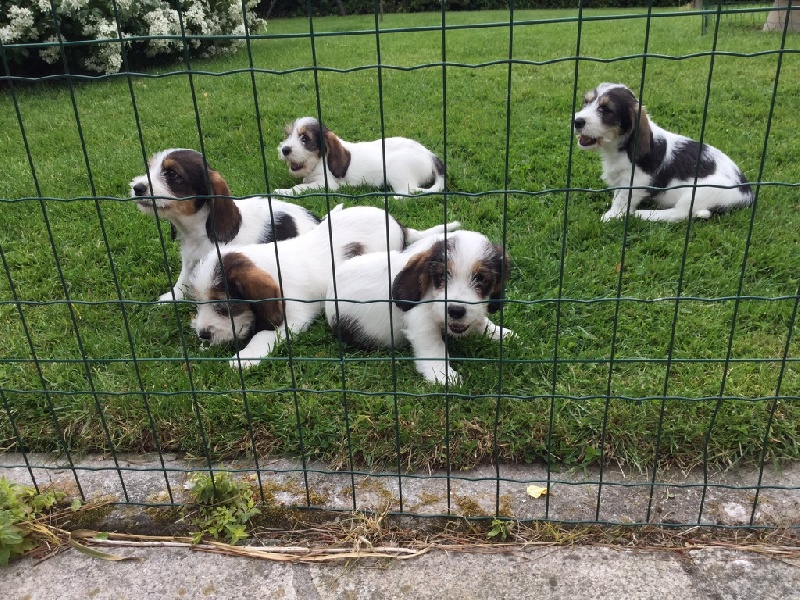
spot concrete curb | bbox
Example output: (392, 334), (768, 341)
(4, 545), (799, 599)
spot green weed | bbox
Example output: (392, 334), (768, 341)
(184, 473), (261, 544)
(0, 478), (66, 566)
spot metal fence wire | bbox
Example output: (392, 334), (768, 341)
(1, 1), (799, 530)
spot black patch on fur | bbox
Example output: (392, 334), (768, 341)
(420, 155), (445, 189)
(604, 88), (635, 129)
(301, 121), (324, 152)
(427, 240), (449, 290)
(630, 136), (667, 175)
(259, 206), (320, 244)
(636, 139), (718, 200)
(330, 314), (385, 350)
(433, 154), (445, 177)
(737, 171), (754, 202)
(483, 246), (511, 314)
(162, 150), (211, 210)
(259, 213), (297, 244)
(392, 239), (449, 311)
(343, 242), (365, 260)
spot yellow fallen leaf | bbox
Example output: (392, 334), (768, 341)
(526, 485), (548, 499)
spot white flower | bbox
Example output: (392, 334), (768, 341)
(1, 6), (37, 43)
(39, 36), (61, 64)
(63, 0), (89, 11)
(185, 2), (209, 33)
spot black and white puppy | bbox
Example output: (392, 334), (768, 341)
(275, 117), (445, 200)
(190, 206), (460, 369)
(573, 83), (753, 222)
(130, 148), (319, 301)
(325, 230), (513, 385)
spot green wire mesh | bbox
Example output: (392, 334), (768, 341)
(0, 1), (798, 528)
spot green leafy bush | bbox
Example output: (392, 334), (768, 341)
(0, 0), (264, 75)
(0, 478), (64, 566)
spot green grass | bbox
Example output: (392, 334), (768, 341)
(1, 7), (799, 474)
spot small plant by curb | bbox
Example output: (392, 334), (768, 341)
(183, 473), (261, 545)
(0, 477), (72, 566)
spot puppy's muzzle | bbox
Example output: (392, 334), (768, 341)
(573, 117), (597, 148)
(133, 182), (149, 197)
(447, 305), (469, 334)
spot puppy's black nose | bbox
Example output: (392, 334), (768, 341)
(574, 117), (585, 130)
(281, 146), (292, 156)
(198, 329), (212, 341)
(133, 182), (148, 196)
(448, 305), (466, 320)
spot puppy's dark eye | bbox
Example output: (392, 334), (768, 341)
(300, 134), (309, 144)
(213, 304), (230, 317)
(164, 168), (181, 181)
(474, 273), (486, 285)
(598, 105), (611, 114)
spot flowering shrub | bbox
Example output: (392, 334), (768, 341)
(0, 0), (265, 75)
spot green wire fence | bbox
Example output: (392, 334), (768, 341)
(1, 1), (798, 529)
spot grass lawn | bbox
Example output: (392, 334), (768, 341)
(0, 7), (798, 474)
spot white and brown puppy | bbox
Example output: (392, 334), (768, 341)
(275, 117), (445, 200)
(190, 206), (460, 369)
(573, 83), (753, 223)
(325, 230), (512, 385)
(130, 148), (320, 301)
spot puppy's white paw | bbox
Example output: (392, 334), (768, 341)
(601, 210), (624, 222)
(158, 289), (183, 302)
(492, 327), (516, 341)
(273, 188), (295, 196)
(229, 355), (261, 369)
(419, 362), (461, 386)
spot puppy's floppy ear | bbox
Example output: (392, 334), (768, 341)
(630, 102), (652, 160)
(224, 260), (284, 333)
(488, 245), (512, 314)
(392, 241), (445, 311)
(323, 130), (351, 179)
(205, 169), (242, 243)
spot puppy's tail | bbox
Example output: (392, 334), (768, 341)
(425, 155), (446, 193)
(404, 220), (461, 245)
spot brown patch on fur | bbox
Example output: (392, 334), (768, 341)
(213, 253), (284, 332)
(161, 156), (201, 217)
(630, 102), (652, 160)
(297, 123), (323, 152)
(584, 90), (597, 104)
(158, 152), (242, 242)
(323, 130), (351, 179)
(392, 240), (445, 312)
(205, 170), (241, 243)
